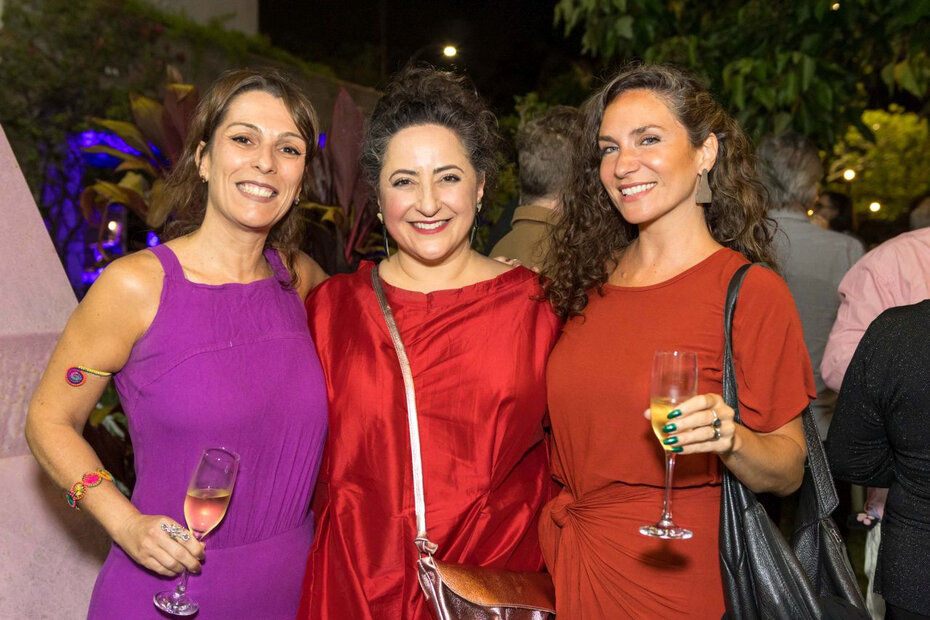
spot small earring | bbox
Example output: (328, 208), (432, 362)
(696, 169), (712, 204)
(380, 213), (390, 258)
(294, 196), (301, 206)
(200, 176), (207, 184)
(476, 200), (483, 213)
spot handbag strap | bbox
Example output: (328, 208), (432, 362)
(722, 264), (754, 424)
(371, 265), (439, 556)
(722, 263), (838, 517)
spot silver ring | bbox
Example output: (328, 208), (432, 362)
(712, 427), (721, 441)
(712, 409), (722, 428)
(161, 522), (191, 542)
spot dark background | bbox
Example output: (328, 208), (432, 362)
(259, 0), (587, 112)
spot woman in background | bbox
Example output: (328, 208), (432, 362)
(538, 64), (815, 618)
(26, 68), (328, 618)
(828, 300), (930, 620)
(298, 65), (560, 619)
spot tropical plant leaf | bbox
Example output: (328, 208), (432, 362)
(91, 118), (155, 159)
(114, 158), (159, 176)
(82, 145), (157, 176)
(88, 402), (118, 426)
(130, 93), (167, 154)
(81, 181), (148, 220)
(146, 178), (171, 228)
(327, 88), (366, 208)
(162, 82), (198, 165)
(301, 202), (345, 225)
(118, 171), (148, 195)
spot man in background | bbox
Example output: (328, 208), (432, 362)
(490, 106), (579, 272)
(757, 132), (864, 439)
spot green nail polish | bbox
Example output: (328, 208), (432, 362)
(661, 423), (677, 433)
(671, 446), (683, 453)
(663, 436), (678, 445)
(667, 409), (682, 420)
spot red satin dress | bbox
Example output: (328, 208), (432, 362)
(298, 262), (561, 619)
(539, 249), (816, 619)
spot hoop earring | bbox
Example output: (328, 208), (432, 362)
(696, 169), (712, 204)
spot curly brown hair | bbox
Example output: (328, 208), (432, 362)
(543, 63), (776, 318)
(161, 67), (320, 286)
(360, 64), (500, 195)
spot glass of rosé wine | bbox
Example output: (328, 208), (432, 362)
(154, 447), (239, 616)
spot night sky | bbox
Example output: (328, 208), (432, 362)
(259, 0), (586, 112)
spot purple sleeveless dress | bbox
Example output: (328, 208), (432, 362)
(87, 244), (327, 619)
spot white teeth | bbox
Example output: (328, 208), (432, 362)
(412, 221), (446, 230)
(620, 182), (656, 196)
(239, 183), (275, 198)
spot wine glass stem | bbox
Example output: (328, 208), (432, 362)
(174, 569), (190, 597)
(660, 452), (677, 525)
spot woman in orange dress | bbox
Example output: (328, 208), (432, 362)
(538, 64), (816, 618)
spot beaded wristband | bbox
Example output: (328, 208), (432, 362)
(66, 469), (113, 509)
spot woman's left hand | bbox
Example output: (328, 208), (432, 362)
(643, 393), (738, 455)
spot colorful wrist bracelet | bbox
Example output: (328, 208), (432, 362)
(66, 469), (113, 509)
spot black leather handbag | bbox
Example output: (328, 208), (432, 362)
(718, 263), (868, 620)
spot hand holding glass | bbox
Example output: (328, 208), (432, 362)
(154, 447), (239, 616)
(640, 351), (698, 539)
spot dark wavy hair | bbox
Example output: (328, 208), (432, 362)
(161, 68), (320, 285)
(360, 64), (500, 195)
(543, 63), (775, 318)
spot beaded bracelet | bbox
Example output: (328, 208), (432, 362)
(66, 469), (113, 509)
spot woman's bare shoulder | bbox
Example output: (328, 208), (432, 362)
(294, 251), (328, 299)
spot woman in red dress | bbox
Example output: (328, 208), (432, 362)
(297, 66), (561, 619)
(538, 64), (816, 618)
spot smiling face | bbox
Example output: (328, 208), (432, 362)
(597, 89), (716, 229)
(379, 123), (485, 266)
(197, 90), (307, 234)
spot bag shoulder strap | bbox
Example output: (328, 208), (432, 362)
(722, 263), (755, 422)
(371, 265), (439, 555)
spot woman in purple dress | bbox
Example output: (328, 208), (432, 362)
(26, 68), (328, 619)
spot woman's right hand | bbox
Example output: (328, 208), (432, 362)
(114, 513), (205, 577)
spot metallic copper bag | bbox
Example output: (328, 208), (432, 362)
(417, 554), (555, 619)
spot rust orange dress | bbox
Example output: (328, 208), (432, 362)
(298, 262), (561, 619)
(539, 249), (816, 619)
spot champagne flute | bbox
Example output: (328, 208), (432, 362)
(640, 350), (698, 540)
(154, 447), (240, 616)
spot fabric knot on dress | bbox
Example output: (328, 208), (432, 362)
(549, 490), (579, 527)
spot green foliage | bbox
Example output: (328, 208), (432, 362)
(826, 106), (930, 223)
(0, 0), (337, 220)
(0, 0), (174, 211)
(553, 0), (930, 145)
